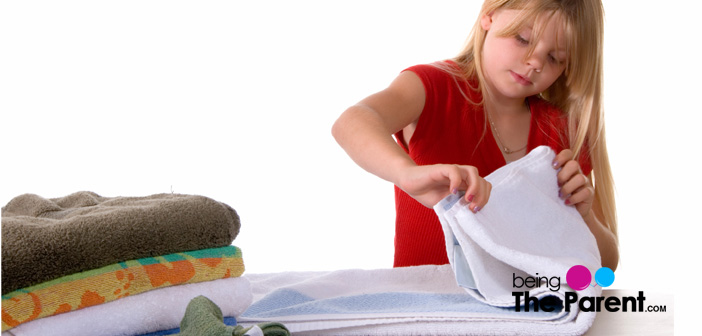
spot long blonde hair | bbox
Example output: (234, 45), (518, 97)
(445, 0), (617, 239)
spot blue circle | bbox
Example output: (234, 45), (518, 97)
(595, 267), (615, 287)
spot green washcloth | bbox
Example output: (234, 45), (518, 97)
(177, 296), (289, 336)
(234, 322), (291, 336)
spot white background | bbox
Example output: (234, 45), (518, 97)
(1, 0), (697, 330)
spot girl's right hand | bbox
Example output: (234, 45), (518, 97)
(396, 164), (491, 211)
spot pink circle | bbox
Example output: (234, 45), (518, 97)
(566, 265), (591, 291)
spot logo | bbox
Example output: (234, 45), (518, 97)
(566, 265), (615, 291)
(512, 265), (667, 313)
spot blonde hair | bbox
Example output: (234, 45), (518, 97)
(443, 0), (617, 240)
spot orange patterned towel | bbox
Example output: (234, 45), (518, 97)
(1, 245), (244, 332)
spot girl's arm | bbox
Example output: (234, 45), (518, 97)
(552, 150), (619, 271)
(332, 71), (491, 210)
(584, 196), (620, 271)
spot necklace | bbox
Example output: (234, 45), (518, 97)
(487, 102), (530, 154)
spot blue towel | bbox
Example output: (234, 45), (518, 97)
(243, 288), (561, 318)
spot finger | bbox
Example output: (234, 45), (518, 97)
(552, 149), (574, 170)
(559, 170), (588, 197)
(445, 165), (465, 195)
(560, 173), (589, 199)
(471, 179), (492, 213)
(461, 166), (480, 203)
(565, 184), (594, 206)
(557, 160), (581, 187)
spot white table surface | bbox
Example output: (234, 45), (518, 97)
(585, 289), (673, 335)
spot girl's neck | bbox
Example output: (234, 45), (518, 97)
(484, 95), (529, 117)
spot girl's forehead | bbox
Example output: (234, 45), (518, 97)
(498, 9), (569, 48)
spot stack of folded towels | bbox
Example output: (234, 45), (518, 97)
(1, 191), (253, 336)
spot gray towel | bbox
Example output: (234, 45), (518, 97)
(2, 191), (240, 294)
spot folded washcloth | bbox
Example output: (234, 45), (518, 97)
(1, 191), (240, 294)
(176, 296), (289, 336)
(434, 145), (602, 333)
(240, 265), (578, 336)
(176, 295), (237, 336)
(2, 245), (245, 332)
(1, 277), (252, 336)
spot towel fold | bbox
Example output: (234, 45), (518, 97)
(433, 145), (603, 334)
(1, 191), (240, 294)
(1, 245), (245, 332)
(1, 277), (252, 336)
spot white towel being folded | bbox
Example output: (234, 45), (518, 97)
(435, 145), (603, 332)
(2, 277), (252, 336)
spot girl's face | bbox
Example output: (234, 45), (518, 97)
(480, 9), (568, 103)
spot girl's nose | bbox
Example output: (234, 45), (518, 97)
(526, 55), (544, 74)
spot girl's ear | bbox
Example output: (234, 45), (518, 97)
(481, 11), (494, 30)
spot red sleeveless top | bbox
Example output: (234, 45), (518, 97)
(392, 62), (591, 267)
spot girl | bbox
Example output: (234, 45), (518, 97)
(332, 0), (618, 271)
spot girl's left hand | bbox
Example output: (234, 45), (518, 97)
(552, 149), (594, 220)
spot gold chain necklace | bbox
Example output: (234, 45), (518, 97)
(487, 102), (530, 155)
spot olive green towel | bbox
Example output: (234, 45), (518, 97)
(177, 296), (289, 336)
(2, 191), (240, 294)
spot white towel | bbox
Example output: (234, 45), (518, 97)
(240, 265), (593, 336)
(435, 145), (602, 331)
(2, 277), (252, 336)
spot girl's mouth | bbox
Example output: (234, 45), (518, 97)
(510, 71), (533, 86)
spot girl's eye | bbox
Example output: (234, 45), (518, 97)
(515, 34), (529, 45)
(548, 54), (563, 65)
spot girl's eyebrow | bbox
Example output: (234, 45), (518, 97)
(529, 25), (569, 52)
